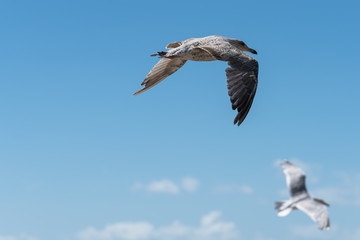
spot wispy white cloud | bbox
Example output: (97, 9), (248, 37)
(130, 182), (144, 192)
(181, 177), (199, 192)
(239, 185), (253, 195)
(289, 224), (337, 239)
(131, 179), (179, 195)
(155, 221), (191, 239)
(77, 211), (239, 240)
(312, 172), (360, 206)
(77, 222), (154, 240)
(195, 211), (238, 240)
(147, 179), (180, 194)
(278, 188), (289, 198)
(288, 224), (360, 240)
(0, 234), (37, 240)
(343, 228), (360, 240)
(213, 184), (254, 195)
(253, 233), (277, 240)
(131, 177), (199, 195)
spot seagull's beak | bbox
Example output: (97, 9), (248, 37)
(248, 48), (257, 55)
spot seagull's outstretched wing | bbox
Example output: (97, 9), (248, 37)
(134, 58), (187, 95)
(281, 161), (309, 199)
(223, 55), (258, 126)
(295, 198), (330, 230)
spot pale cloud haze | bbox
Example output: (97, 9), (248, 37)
(131, 177), (200, 195)
(213, 184), (254, 195)
(77, 211), (238, 240)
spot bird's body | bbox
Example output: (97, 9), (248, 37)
(163, 36), (254, 61)
(275, 161), (330, 230)
(164, 37), (217, 61)
(134, 35), (259, 126)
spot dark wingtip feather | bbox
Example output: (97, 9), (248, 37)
(233, 113), (244, 126)
(225, 57), (258, 127)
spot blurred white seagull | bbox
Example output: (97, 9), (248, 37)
(133, 35), (259, 126)
(275, 161), (330, 230)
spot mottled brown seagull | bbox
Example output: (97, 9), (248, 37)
(134, 35), (259, 126)
(275, 161), (330, 230)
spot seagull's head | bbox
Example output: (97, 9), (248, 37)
(233, 40), (257, 55)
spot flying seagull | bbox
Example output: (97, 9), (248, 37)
(275, 161), (330, 230)
(133, 35), (259, 126)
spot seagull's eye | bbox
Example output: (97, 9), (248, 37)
(240, 41), (245, 46)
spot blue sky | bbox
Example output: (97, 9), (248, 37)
(0, 0), (359, 239)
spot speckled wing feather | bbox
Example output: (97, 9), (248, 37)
(224, 55), (258, 125)
(134, 58), (187, 95)
(295, 198), (330, 230)
(281, 161), (309, 199)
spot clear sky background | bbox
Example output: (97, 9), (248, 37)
(0, 0), (359, 240)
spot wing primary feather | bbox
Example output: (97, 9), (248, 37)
(134, 58), (187, 95)
(222, 55), (258, 126)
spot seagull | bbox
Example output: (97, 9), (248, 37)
(275, 161), (330, 230)
(133, 35), (259, 126)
